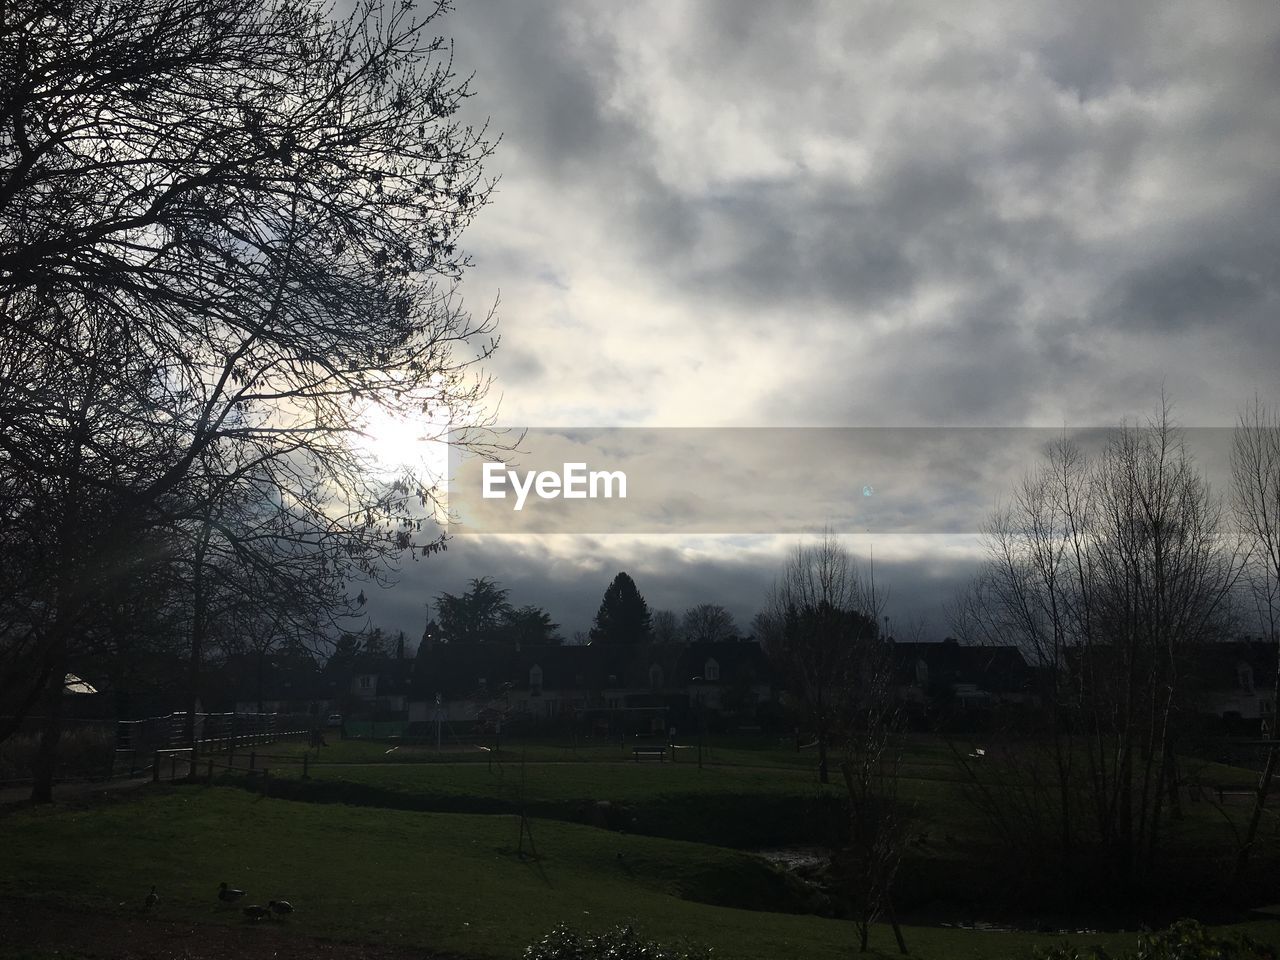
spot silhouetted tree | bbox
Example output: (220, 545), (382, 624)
(650, 609), (681, 644)
(0, 0), (500, 800)
(952, 401), (1239, 888)
(1231, 396), (1280, 881)
(435, 577), (513, 643)
(682, 603), (737, 643)
(503, 605), (562, 645)
(759, 535), (880, 785)
(590, 572), (652, 645)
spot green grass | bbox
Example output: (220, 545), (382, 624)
(6, 786), (1279, 960)
(229, 751), (850, 848)
(218, 734), (1261, 858)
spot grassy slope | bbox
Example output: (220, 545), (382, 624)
(4, 787), (1280, 960)
(214, 736), (1260, 870)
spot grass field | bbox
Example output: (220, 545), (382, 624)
(5, 786), (1280, 960)
(4, 734), (1278, 959)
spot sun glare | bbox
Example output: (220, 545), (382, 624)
(353, 405), (444, 478)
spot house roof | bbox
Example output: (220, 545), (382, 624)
(224, 652), (327, 702)
(1190, 640), (1278, 694)
(408, 640), (775, 701)
(890, 639), (1035, 693)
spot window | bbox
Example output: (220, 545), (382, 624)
(1238, 662), (1255, 693)
(648, 664), (664, 690)
(545, 700), (558, 717)
(529, 665), (543, 697)
(704, 658), (720, 682)
(359, 676), (372, 690)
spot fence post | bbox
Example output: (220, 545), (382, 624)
(207, 758), (214, 785)
(249, 751), (256, 771)
(170, 753), (177, 782)
(302, 755), (309, 780)
(262, 769), (269, 798)
(131, 748), (138, 778)
(152, 750), (160, 783)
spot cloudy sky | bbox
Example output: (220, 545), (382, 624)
(364, 0), (1280, 644)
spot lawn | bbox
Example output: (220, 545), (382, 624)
(5, 786), (1279, 960)
(202, 733), (1263, 857)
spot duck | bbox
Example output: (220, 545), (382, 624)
(144, 885), (159, 911)
(268, 899), (293, 918)
(243, 904), (271, 922)
(218, 881), (246, 904)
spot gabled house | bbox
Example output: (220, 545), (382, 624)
(1191, 640), (1277, 727)
(406, 640), (776, 735)
(226, 652), (329, 717)
(322, 654), (414, 718)
(890, 638), (1038, 710)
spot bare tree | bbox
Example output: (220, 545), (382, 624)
(0, 0), (501, 800)
(838, 630), (909, 955)
(681, 603), (737, 643)
(1230, 396), (1280, 881)
(952, 402), (1240, 889)
(650, 609), (682, 644)
(761, 534), (905, 951)
(760, 533), (880, 785)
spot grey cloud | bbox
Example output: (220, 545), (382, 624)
(382, 0), (1280, 635)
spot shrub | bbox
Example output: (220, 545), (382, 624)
(1032, 920), (1277, 960)
(524, 923), (712, 960)
(0, 727), (114, 782)
(1033, 945), (1113, 960)
(1133, 920), (1275, 960)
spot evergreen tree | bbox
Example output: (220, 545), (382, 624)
(435, 578), (512, 642)
(590, 572), (652, 645)
(503, 606), (562, 645)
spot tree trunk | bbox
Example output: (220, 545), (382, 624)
(184, 521), (211, 775)
(0, 644), (54, 746)
(885, 893), (909, 955)
(1235, 745), (1278, 885)
(30, 629), (68, 803)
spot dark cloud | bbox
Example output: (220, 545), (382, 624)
(375, 0), (1280, 639)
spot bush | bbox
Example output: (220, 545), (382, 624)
(0, 727), (114, 782)
(1133, 920), (1275, 960)
(524, 923), (712, 960)
(1032, 920), (1277, 960)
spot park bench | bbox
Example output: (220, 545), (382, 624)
(632, 745), (666, 763)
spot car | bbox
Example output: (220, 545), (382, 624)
(325, 713), (343, 728)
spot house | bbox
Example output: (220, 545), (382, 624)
(340, 655), (413, 716)
(890, 638), (1039, 711)
(226, 652), (331, 717)
(406, 640), (776, 736)
(1192, 640), (1277, 729)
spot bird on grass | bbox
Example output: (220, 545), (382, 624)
(243, 904), (271, 922)
(268, 900), (293, 919)
(218, 881), (246, 904)
(143, 885), (159, 911)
